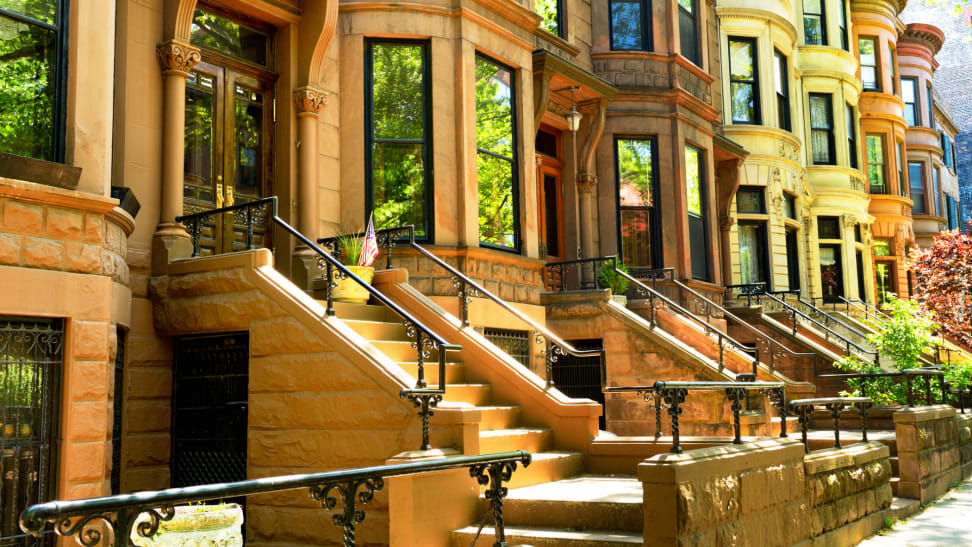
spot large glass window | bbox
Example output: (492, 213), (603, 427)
(818, 216), (840, 239)
(847, 104), (858, 169)
(739, 221), (768, 285)
(678, 0), (699, 65)
(947, 195), (957, 229)
(839, 0), (849, 50)
(536, 0), (563, 37)
(902, 78), (918, 126)
(616, 137), (657, 268)
(909, 161), (925, 213)
(736, 187), (765, 213)
(191, 9), (269, 65)
(774, 50), (790, 131)
(686, 145), (709, 280)
(927, 83), (935, 130)
(866, 135), (886, 194)
(889, 44), (898, 95)
(859, 37), (880, 92)
(366, 41), (431, 239)
(476, 55), (519, 251)
(0, 0), (67, 162)
(610, 0), (651, 51)
(729, 37), (759, 125)
(803, 0), (827, 46)
(932, 167), (940, 216)
(810, 94), (834, 165)
(819, 244), (844, 302)
(785, 227), (800, 291)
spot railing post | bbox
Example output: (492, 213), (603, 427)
(764, 386), (787, 438)
(188, 219), (201, 257)
(795, 403), (811, 453)
(325, 261), (336, 316)
(826, 402), (844, 449)
(925, 374), (932, 405)
(659, 387), (687, 453)
(470, 456), (531, 547)
(857, 401), (870, 443)
(907, 374), (915, 406)
(726, 387), (746, 444)
(311, 477), (384, 547)
(245, 205), (255, 250)
(939, 375), (947, 405)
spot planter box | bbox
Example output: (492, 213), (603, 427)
(130, 504), (243, 546)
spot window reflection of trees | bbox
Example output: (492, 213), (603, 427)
(476, 57), (517, 250)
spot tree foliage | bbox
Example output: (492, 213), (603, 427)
(909, 221), (972, 350)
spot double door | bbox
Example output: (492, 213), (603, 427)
(183, 61), (274, 255)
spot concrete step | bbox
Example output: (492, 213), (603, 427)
(371, 340), (441, 362)
(452, 525), (643, 546)
(399, 362), (466, 385)
(501, 475), (643, 532)
(475, 406), (523, 431)
(341, 319), (407, 340)
(330, 302), (396, 322)
(441, 384), (492, 406)
(887, 496), (920, 521)
(507, 451), (585, 489)
(479, 428), (553, 454)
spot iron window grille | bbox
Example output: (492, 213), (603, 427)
(0, 316), (64, 545)
(482, 328), (530, 368)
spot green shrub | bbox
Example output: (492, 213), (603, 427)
(598, 259), (629, 296)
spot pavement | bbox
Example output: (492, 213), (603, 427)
(858, 479), (972, 546)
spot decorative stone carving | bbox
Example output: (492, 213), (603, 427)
(769, 168), (784, 217)
(841, 214), (858, 230)
(894, 225), (907, 256)
(719, 215), (735, 231)
(156, 40), (201, 76)
(576, 173), (597, 193)
(778, 141), (799, 162)
(849, 174), (865, 192)
(293, 86), (329, 116)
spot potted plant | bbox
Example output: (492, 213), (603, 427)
(330, 220), (378, 304)
(598, 258), (630, 305)
(130, 503), (243, 546)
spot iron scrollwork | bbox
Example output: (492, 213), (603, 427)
(452, 277), (482, 328)
(825, 402), (847, 449)
(310, 477), (385, 547)
(469, 453), (532, 547)
(544, 342), (565, 388)
(760, 387), (787, 437)
(725, 387), (747, 444)
(659, 388), (688, 453)
(50, 505), (176, 547)
(637, 389), (666, 439)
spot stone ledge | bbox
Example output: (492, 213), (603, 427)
(805, 442), (891, 475)
(638, 437), (805, 483)
(893, 404), (957, 424)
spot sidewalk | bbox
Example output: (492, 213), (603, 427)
(858, 479), (972, 546)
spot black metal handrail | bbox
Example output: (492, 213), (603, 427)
(615, 380), (788, 453)
(816, 368), (946, 407)
(773, 291), (871, 341)
(823, 297), (888, 321)
(544, 259), (764, 376)
(727, 285), (881, 367)
(649, 273), (819, 376)
(176, 197), (277, 256)
(321, 227), (604, 388)
(20, 451), (532, 547)
(176, 198), (459, 451)
(789, 397), (874, 453)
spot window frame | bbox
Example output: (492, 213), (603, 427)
(475, 53), (521, 253)
(0, 0), (70, 162)
(738, 220), (771, 287)
(932, 166), (940, 216)
(847, 103), (858, 169)
(537, 0), (565, 38)
(728, 36), (761, 125)
(809, 93), (835, 166)
(614, 135), (661, 268)
(858, 36), (881, 92)
(865, 134), (886, 194)
(889, 43), (899, 96)
(803, 0), (827, 46)
(927, 82), (936, 130)
(839, 0), (850, 51)
(608, 0), (652, 51)
(364, 39), (434, 242)
(685, 143), (710, 281)
(909, 161), (926, 214)
(736, 186), (766, 214)
(896, 140), (906, 197)
(774, 49), (791, 131)
(902, 77), (919, 126)
(678, 0), (700, 66)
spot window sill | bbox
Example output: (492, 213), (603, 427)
(0, 152), (80, 191)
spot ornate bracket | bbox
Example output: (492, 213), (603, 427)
(310, 477), (384, 547)
(659, 388), (687, 453)
(156, 40), (200, 77)
(469, 453), (532, 547)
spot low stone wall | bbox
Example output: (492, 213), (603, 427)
(805, 442), (893, 545)
(956, 413), (972, 479)
(638, 438), (809, 546)
(894, 405), (961, 503)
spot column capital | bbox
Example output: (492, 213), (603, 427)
(576, 173), (597, 194)
(719, 215), (735, 232)
(293, 86), (329, 117)
(156, 40), (201, 77)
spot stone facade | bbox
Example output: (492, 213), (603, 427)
(894, 404), (961, 503)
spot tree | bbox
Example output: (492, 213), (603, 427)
(909, 221), (972, 350)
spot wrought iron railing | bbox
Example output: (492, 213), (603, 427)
(544, 258), (763, 375)
(176, 198), (459, 451)
(816, 368), (946, 407)
(604, 380), (787, 453)
(19, 451), (531, 547)
(813, 296), (887, 321)
(788, 397), (874, 453)
(725, 284), (881, 367)
(320, 227), (604, 388)
(772, 291), (872, 343)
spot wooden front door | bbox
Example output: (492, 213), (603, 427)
(183, 61), (274, 255)
(538, 156), (565, 290)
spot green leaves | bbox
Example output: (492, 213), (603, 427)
(909, 221), (972, 350)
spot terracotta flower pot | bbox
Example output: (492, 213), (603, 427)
(331, 265), (375, 304)
(130, 503), (243, 546)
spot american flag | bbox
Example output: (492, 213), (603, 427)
(359, 215), (379, 267)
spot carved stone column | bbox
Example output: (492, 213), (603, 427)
(152, 40), (200, 273)
(577, 172), (597, 286)
(293, 86), (328, 290)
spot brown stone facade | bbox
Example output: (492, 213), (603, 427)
(805, 442), (893, 540)
(894, 404), (962, 503)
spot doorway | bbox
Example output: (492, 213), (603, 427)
(537, 128), (565, 291)
(171, 333), (248, 488)
(785, 228), (800, 291)
(818, 244), (844, 302)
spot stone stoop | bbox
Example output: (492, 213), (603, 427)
(331, 301), (585, 489)
(451, 475), (644, 546)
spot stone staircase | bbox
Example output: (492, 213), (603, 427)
(334, 302), (644, 544)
